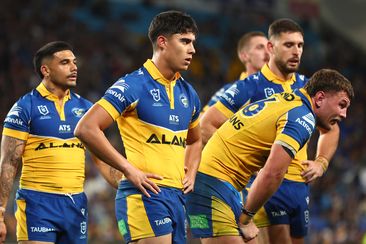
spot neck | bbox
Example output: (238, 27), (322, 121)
(151, 54), (176, 81)
(42, 80), (69, 100)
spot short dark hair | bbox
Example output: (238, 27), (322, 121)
(268, 18), (304, 39)
(304, 69), (354, 100)
(237, 31), (266, 54)
(33, 41), (73, 79)
(148, 10), (198, 46)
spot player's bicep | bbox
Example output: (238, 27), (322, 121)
(77, 104), (115, 132)
(0, 135), (26, 168)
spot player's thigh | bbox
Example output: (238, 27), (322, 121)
(18, 241), (54, 244)
(186, 173), (242, 238)
(131, 233), (172, 244)
(291, 236), (304, 244)
(201, 235), (245, 244)
(267, 224), (291, 244)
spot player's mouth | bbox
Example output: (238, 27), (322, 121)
(67, 73), (77, 81)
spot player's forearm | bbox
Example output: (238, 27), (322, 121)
(91, 154), (122, 189)
(317, 123), (339, 160)
(184, 139), (202, 178)
(201, 123), (217, 145)
(75, 126), (131, 175)
(244, 168), (284, 213)
(0, 136), (24, 209)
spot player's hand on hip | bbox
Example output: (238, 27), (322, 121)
(124, 164), (163, 197)
(182, 173), (196, 194)
(0, 221), (7, 244)
(239, 220), (258, 242)
(301, 160), (324, 183)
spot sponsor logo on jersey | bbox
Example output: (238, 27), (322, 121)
(106, 89), (125, 103)
(59, 124), (71, 133)
(169, 115), (180, 125)
(35, 142), (85, 151)
(7, 103), (22, 117)
(188, 215), (209, 229)
(37, 105), (49, 116)
(72, 108), (86, 117)
(4, 117), (24, 126)
(271, 210), (287, 217)
(112, 79), (129, 93)
(150, 89), (161, 102)
(225, 84), (239, 98)
(180, 94), (189, 108)
(264, 88), (275, 98)
(296, 113), (315, 135)
(146, 134), (186, 148)
(154, 217), (172, 226)
(30, 226), (56, 233)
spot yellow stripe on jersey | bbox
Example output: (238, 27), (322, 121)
(211, 196), (239, 236)
(214, 101), (235, 119)
(2, 127), (29, 141)
(117, 109), (187, 189)
(127, 194), (154, 239)
(15, 199), (28, 240)
(97, 98), (120, 120)
(20, 136), (85, 193)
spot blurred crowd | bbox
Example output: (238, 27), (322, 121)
(1, 0), (366, 243)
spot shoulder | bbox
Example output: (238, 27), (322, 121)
(70, 92), (93, 109)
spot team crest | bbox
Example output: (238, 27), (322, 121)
(37, 105), (49, 115)
(72, 108), (86, 118)
(264, 88), (275, 98)
(150, 89), (161, 102)
(180, 94), (189, 108)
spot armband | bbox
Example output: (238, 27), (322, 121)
(316, 155), (329, 171)
(242, 207), (256, 217)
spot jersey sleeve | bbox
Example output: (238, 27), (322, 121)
(216, 78), (258, 114)
(97, 76), (139, 121)
(2, 96), (32, 140)
(275, 107), (316, 158)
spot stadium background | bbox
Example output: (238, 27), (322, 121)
(1, 0), (366, 243)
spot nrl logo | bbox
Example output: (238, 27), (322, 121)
(150, 89), (161, 102)
(37, 105), (49, 116)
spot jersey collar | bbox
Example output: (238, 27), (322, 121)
(36, 83), (71, 102)
(143, 59), (181, 86)
(261, 64), (296, 85)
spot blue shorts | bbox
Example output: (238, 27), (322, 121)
(186, 172), (243, 238)
(15, 189), (88, 243)
(115, 180), (186, 244)
(247, 177), (310, 237)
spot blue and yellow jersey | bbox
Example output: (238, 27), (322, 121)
(199, 89), (316, 191)
(2, 83), (92, 193)
(213, 64), (308, 182)
(201, 72), (248, 113)
(97, 59), (201, 189)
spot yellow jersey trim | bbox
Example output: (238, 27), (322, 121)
(2, 127), (28, 141)
(261, 64), (296, 91)
(97, 98), (121, 120)
(214, 101), (234, 118)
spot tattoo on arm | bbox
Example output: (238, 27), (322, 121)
(109, 167), (123, 186)
(0, 136), (26, 207)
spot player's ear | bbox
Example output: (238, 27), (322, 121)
(314, 91), (326, 108)
(156, 35), (168, 49)
(40, 65), (50, 78)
